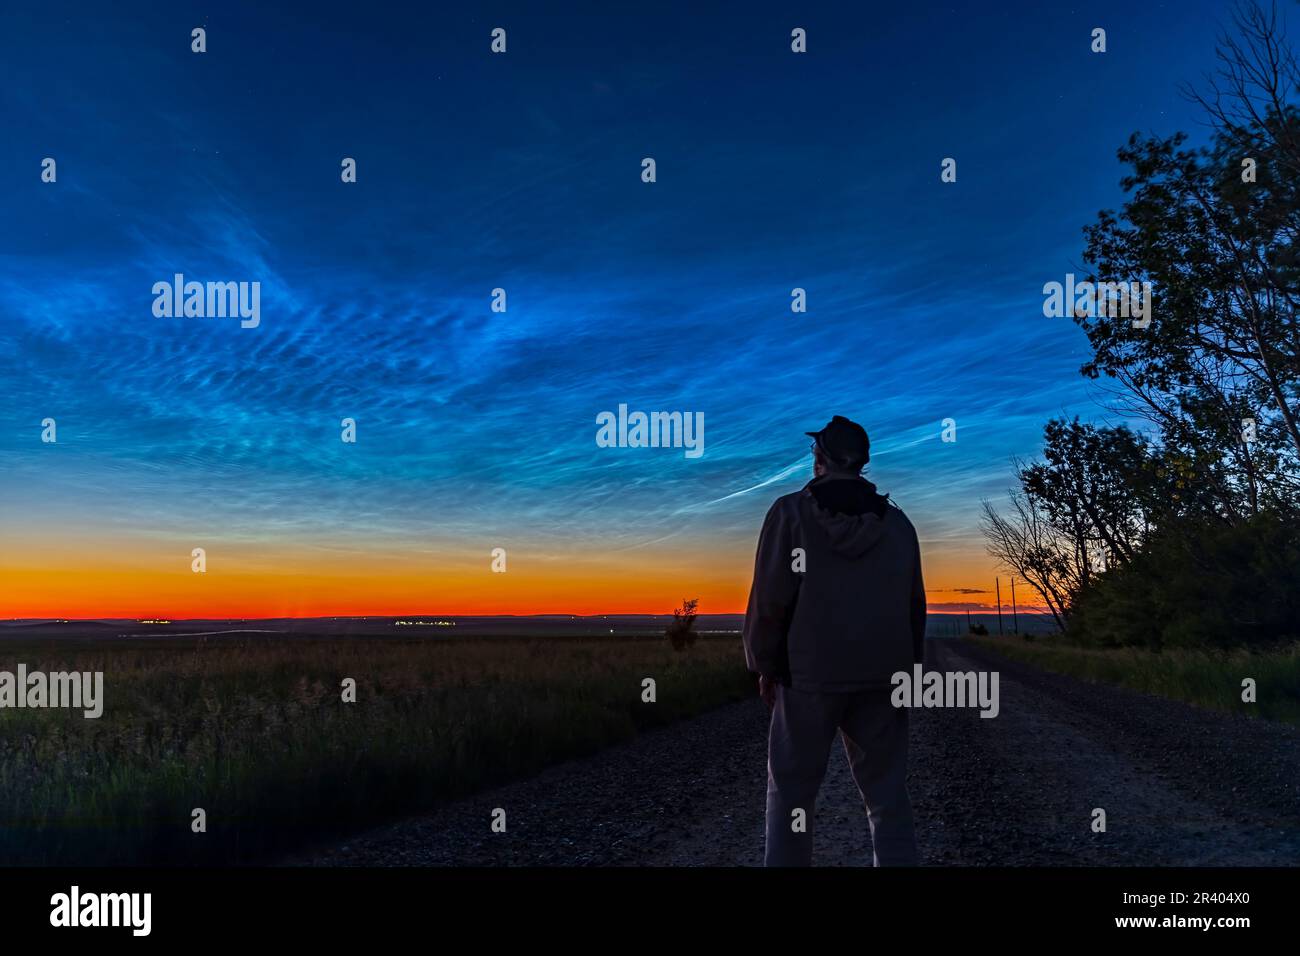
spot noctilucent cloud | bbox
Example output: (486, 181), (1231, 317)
(0, 1), (1266, 618)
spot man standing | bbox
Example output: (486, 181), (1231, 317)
(743, 415), (926, 866)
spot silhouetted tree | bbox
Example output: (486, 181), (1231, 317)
(1020, 419), (1164, 571)
(1077, 1), (1300, 518)
(666, 598), (699, 650)
(980, 487), (1078, 630)
(986, 2), (1300, 649)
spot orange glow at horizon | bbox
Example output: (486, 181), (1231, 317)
(0, 539), (1043, 619)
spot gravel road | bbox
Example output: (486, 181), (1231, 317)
(291, 640), (1300, 866)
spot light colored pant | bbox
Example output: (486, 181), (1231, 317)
(765, 683), (918, 866)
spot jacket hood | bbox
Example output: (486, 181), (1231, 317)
(801, 476), (891, 558)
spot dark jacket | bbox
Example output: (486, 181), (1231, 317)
(742, 474), (926, 691)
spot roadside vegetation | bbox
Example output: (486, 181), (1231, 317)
(0, 633), (749, 865)
(969, 635), (1300, 724)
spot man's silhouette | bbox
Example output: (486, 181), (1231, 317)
(743, 415), (926, 866)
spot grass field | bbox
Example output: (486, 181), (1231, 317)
(0, 633), (751, 866)
(968, 636), (1300, 725)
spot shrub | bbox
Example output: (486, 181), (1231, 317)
(666, 598), (699, 650)
(1069, 513), (1300, 650)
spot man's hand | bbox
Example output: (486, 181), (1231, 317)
(758, 674), (779, 710)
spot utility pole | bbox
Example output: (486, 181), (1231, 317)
(966, 608), (971, 635)
(1011, 578), (1019, 634)
(995, 577), (1004, 635)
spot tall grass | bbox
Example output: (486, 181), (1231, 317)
(968, 636), (1300, 724)
(0, 634), (751, 865)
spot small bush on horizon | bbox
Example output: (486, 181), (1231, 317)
(666, 598), (699, 651)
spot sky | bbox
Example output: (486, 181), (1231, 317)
(0, 0), (1277, 618)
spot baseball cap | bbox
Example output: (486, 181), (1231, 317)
(806, 415), (870, 469)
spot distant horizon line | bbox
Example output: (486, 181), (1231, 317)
(2, 609), (1053, 624)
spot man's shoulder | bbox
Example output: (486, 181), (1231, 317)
(766, 489), (806, 515)
(884, 498), (918, 533)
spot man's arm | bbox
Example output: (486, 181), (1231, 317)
(742, 500), (799, 682)
(910, 533), (927, 664)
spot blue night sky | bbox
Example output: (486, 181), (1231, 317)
(0, 1), (1276, 616)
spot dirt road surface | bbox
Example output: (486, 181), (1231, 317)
(292, 641), (1300, 866)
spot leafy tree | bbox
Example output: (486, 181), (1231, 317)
(1020, 419), (1171, 571)
(1070, 513), (1300, 649)
(1076, 2), (1300, 520)
(985, 3), (1300, 650)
